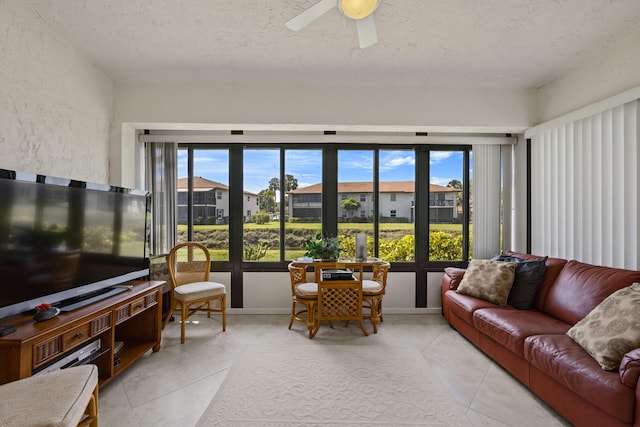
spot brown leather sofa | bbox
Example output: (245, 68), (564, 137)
(441, 251), (640, 427)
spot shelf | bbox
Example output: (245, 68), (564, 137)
(0, 281), (164, 387)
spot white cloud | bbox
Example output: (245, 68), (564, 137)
(387, 156), (415, 167)
(430, 151), (453, 164)
(430, 176), (453, 186)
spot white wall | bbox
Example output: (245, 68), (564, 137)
(112, 83), (532, 188)
(0, 0), (114, 183)
(533, 27), (640, 124)
(242, 271), (440, 315)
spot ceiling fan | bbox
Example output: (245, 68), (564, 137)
(285, 0), (381, 49)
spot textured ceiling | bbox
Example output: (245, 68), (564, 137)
(26, 0), (640, 89)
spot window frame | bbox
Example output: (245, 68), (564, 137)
(173, 142), (473, 308)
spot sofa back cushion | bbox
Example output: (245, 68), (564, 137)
(542, 260), (640, 325)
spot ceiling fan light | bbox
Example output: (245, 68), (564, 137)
(340, 0), (379, 20)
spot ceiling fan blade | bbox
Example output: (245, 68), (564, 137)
(285, 0), (336, 32)
(356, 15), (378, 48)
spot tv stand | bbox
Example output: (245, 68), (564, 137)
(0, 280), (163, 387)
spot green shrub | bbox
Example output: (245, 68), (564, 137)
(379, 235), (415, 261)
(429, 231), (463, 261)
(253, 213), (270, 224)
(244, 242), (269, 260)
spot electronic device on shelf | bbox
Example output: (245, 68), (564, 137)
(0, 169), (151, 319)
(0, 325), (17, 336)
(321, 269), (354, 280)
(33, 338), (102, 376)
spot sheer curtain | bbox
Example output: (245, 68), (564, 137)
(145, 142), (177, 256)
(527, 99), (639, 269)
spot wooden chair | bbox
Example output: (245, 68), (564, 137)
(311, 262), (368, 338)
(287, 262), (318, 338)
(163, 242), (226, 343)
(362, 261), (390, 333)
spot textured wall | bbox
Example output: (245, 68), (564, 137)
(0, 0), (113, 183)
(533, 27), (640, 124)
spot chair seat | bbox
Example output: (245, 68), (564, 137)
(295, 282), (318, 297)
(0, 364), (98, 427)
(174, 281), (226, 302)
(363, 279), (383, 293)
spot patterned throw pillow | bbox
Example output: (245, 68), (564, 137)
(456, 259), (517, 306)
(567, 282), (640, 370)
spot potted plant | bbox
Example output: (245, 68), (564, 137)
(303, 233), (342, 261)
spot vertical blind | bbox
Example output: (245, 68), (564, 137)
(528, 99), (639, 269)
(472, 144), (503, 259)
(145, 142), (177, 256)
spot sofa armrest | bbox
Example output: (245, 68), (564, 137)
(619, 348), (640, 388)
(442, 267), (466, 291)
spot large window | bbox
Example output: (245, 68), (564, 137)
(172, 143), (472, 265)
(428, 150), (466, 261)
(337, 150), (374, 259)
(243, 149), (280, 261)
(285, 149), (322, 260)
(176, 148), (230, 260)
(378, 149), (416, 262)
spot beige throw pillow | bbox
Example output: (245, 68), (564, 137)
(456, 259), (517, 306)
(567, 282), (640, 370)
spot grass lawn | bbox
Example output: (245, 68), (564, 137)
(181, 222), (465, 232)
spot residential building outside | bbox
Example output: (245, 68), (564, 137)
(177, 176), (259, 224)
(288, 181), (460, 223)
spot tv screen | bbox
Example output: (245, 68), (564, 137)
(0, 170), (150, 319)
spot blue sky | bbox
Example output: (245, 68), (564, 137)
(179, 149), (467, 195)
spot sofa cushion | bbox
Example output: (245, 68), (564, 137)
(542, 260), (640, 325)
(566, 282), (640, 370)
(473, 308), (570, 356)
(456, 259), (517, 306)
(525, 334), (635, 424)
(494, 254), (548, 309)
(444, 290), (498, 325)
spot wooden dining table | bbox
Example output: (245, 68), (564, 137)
(289, 258), (386, 338)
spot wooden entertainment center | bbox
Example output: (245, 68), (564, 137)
(0, 280), (164, 387)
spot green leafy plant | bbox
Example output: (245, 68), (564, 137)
(303, 233), (342, 260)
(244, 242), (270, 260)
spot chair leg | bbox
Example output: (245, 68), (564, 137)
(306, 301), (316, 338)
(88, 386), (98, 427)
(288, 300), (296, 329)
(161, 293), (175, 330)
(358, 318), (369, 336)
(77, 384), (99, 427)
(370, 301), (378, 334)
(181, 303), (188, 344)
(221, 295), (227, 332)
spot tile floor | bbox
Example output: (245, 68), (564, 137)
(99, 314), (571, 426)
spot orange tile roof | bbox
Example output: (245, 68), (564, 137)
(177, 177), (257, 196)
(177, 176), (228, 191)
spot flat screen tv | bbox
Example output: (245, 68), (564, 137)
(0, 169), (150, 319)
